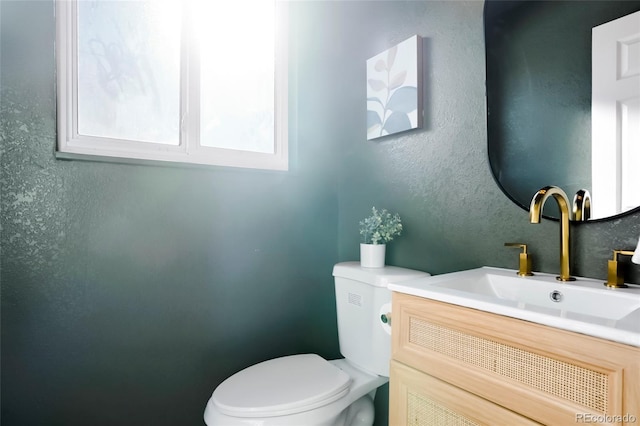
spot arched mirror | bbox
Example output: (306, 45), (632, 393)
(485, 0), (640, 220)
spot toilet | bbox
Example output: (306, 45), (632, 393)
(203, 261), (430, 425)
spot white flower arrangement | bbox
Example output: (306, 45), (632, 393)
(359, 207), (403, 245)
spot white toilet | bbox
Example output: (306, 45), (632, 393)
(203, 261), (430, 425)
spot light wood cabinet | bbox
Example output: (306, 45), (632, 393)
(390, 292), (640, 426)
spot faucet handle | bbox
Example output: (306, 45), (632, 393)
(604, 249), (635, 288)
(505, 243), (534, 276)
(572, 189), (591, 221)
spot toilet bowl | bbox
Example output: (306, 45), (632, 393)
(203, 262), (430, 425)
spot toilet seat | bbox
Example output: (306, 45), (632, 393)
(212, 354), (352, 418)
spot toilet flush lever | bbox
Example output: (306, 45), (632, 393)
(380, 313), (391, 325)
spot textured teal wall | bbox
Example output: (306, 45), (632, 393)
(2, 2), (640, 426)
(1, 1), (341, 425)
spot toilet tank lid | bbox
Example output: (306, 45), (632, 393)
(333, 262), (430, 287)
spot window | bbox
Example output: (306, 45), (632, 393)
(56, 0), (288, 171)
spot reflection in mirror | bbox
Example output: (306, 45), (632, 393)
(592, 10), (640, 219)
(485, 1), (640, 221)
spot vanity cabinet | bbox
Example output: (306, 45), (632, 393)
(389, 293), (640, 425)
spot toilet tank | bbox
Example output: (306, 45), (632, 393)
(332, 262), (430, 377)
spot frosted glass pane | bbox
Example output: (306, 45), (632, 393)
(77, 1), (181, 145)
(198, 1), (275, 153)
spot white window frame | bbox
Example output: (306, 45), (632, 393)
(55, 0), (288, 171)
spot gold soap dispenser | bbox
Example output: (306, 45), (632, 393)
(505, 243), (534, 276)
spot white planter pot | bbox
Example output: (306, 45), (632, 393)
(360, 243), (386, 268)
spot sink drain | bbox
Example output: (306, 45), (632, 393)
(549, 290), (563, 302)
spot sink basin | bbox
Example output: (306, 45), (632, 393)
(433, 271), (640, 320)
(388, 267), (640, 347)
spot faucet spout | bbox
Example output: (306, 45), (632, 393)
(529, 186), (575, 281)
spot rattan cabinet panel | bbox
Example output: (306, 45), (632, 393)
(390, 360), (541, 426)
(390, 293), (640, 426)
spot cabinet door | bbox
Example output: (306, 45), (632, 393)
(392, 293), (640, 425)
(390, 360), (542, 426)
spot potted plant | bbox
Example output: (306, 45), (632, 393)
(359, 206), (403, 268)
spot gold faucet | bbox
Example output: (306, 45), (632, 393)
(529, 186), (575, 281)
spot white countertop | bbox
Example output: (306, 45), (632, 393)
(388, 267), (640, 347)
